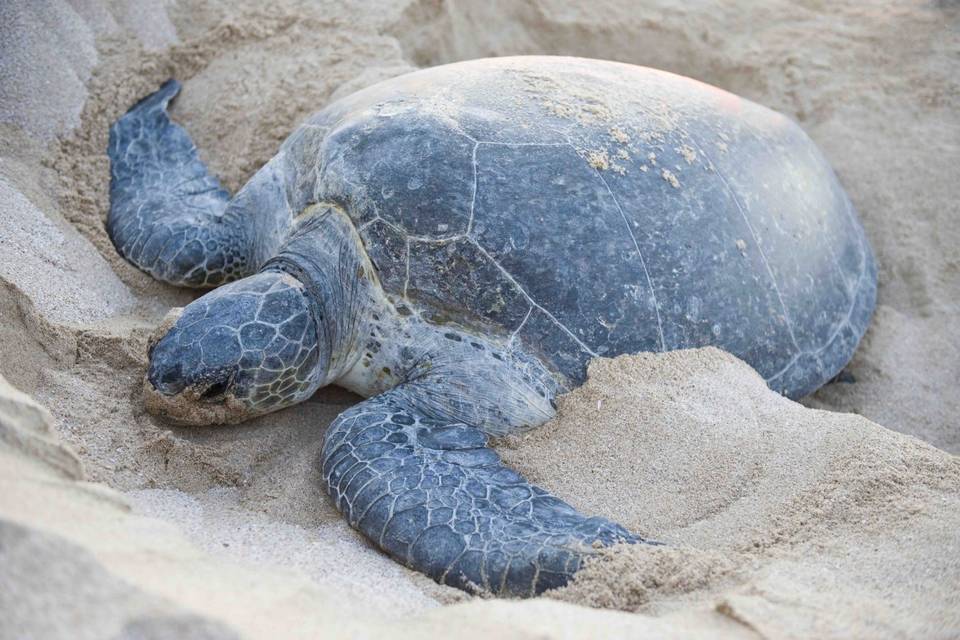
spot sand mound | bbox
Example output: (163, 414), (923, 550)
(501, 348), (960, 635)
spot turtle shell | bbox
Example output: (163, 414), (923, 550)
(303, 56), (876, 397)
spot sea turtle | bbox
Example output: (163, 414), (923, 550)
(107, 56), (876, 596)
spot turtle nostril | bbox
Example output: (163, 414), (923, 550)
(199, 375), (232, 401)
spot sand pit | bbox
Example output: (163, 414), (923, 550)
(1, 0), (957, 638)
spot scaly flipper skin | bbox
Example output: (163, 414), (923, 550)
(322, 386), (639, 596)
(108, 80), (250, 287)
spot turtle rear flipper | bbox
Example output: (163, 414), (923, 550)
(107, 80), (251, 287)
(322, 386), (644, 596)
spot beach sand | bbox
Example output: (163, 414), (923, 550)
(1, 0), (958, 637)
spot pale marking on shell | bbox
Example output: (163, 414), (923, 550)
(403, 235), (412, 299)
(681, 135), (802, 354)
(682, 123), (870, 385)
(466, 141), (479, 234)
(732, 115), (865, 289)
(469, 240), (598, 357)
(763, 197), (872, 385)
(590, 165), (666, 352)
(717, 115), (869, 376)
(508, 306), (534, 346)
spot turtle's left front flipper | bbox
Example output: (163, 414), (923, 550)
(321, 386), (643, 596)
(108, 80), (250, 287)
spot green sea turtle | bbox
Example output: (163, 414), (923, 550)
(107, 56), (876, 596)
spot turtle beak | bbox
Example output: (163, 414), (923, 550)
(146, 360), (234, 401)
(143, 365), (249, 426)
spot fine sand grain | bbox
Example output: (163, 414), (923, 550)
(504, 349), (960, 636)
(1, 0), (958, 638)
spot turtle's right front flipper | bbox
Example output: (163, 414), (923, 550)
(322, 386), (643, 597)
(108, 80), (250, 287)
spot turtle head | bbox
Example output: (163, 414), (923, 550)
(144, 271), (324, 424)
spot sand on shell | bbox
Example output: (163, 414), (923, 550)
(1, 0), (959, 637)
